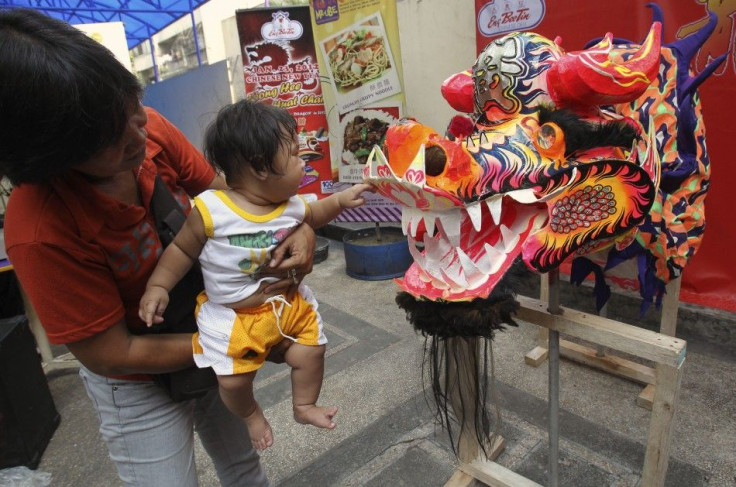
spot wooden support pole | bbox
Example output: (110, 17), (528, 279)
(641, 362), (684, 486)
(638, 277), (683, 409)
(524, 273), (549, 366)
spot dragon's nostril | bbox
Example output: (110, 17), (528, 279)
(425, 145), (446, 176)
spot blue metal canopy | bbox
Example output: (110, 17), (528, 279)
(0, 1), (211, 49)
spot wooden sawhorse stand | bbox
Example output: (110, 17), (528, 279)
(524, 275), (681, 409)
(444, 271), (686, 486)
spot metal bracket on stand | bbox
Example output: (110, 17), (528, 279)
(546, 269), (562, 487)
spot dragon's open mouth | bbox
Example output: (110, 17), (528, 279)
(399, 191), (547, 301)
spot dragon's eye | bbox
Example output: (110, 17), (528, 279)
(425, 145), (446, 176)
(533, 122), (565, 159)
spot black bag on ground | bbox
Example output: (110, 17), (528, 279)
(146, 175), (217, 401)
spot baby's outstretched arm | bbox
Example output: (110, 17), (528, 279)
(139, 207), (207, 326)
(305, 183), (374, 228)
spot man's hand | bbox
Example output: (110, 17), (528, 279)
(259, 223), (316, 298)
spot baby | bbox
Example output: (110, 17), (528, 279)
(139, 99), (371, 450)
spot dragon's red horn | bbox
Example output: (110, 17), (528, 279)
(441, 70), (475, 114)
(547, 22), (661, 108)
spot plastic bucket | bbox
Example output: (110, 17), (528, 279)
(342, 227), (412, 280)
(314, 237), (330, 265)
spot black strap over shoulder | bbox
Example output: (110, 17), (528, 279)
(148, 175), (203, 334)
(151, 175), (187, 248)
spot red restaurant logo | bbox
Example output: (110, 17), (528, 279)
(477, 0), (545, 38)
(261, 11), (304, 41)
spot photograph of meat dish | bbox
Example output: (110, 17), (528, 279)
(341, 115), (390, 165)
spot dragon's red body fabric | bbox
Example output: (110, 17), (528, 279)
(362, 5), (724, 455)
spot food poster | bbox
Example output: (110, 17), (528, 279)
(236, 6), (333, 198)
(309, 0), (406, 187)
(336, 103), (401, 183)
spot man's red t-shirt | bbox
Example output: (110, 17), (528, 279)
(5, 108), (215, 345)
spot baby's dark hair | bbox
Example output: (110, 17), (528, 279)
(203, 99), (297, 184)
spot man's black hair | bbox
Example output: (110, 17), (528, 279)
(0, 8), (142, 185)
(203, 99), (297, 186)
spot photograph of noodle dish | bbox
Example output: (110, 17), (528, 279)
(339, 109), (396, 165)
(325, 25), (391, 93)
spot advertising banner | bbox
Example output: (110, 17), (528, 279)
(236, 7), (332, 199)
(308, 0), (406, 222)
(474, 0), (736, 312)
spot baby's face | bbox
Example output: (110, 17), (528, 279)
(267, 133), (305, 202)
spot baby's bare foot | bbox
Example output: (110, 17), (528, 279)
(244, 405), (274, 450)
(293, 404), (338, 429)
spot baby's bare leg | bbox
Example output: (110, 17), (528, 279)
(217, 372), (274, 450)
(285, 343), (337, 429)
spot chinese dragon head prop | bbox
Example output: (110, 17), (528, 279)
(362, 6), (724, 456)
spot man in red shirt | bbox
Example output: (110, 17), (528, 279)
(0, 9), (315, 486)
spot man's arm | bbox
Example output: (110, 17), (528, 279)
(67, 319), (194, 376)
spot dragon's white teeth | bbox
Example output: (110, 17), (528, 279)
(458, 247), (488, 276)
(423, 231), (452, 264)
(403, 209), (440, 239)
(466, 202), (483, 232)
(486, 195), (503, 224)
(408, 240), (426, 268)
(438, 213), (461, 247)
(483, 243), (506, 274)
(401, 211), (412, 237)
(413, 238), (446, 285)
(411, 213), (426, 239)
(500, 224), (520, 250)
(506, 188), (538, 204)
(424, 212), (437, 237)
(440, 267), (467, 291)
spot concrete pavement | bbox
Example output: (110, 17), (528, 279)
(24, 231), (736, 486)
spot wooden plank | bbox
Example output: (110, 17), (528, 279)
(637, 384), (655, 410)
(444, 470), (474, 487)
(641, 363), (684, 486)
(487, 435), (506, 461)
(515, 296), (686, 367)
(444, 437), (508, 486)
(560, 339), (656, 385)
(524, 345), (549, 367)
(459, 458), (543, 487)
(659, 277), (681, 337)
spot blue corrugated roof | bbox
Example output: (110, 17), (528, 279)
(0, 1), (212, 49)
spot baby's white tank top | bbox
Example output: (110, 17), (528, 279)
(193, 190), (308, 305)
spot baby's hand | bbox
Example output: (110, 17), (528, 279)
(338, 183), (375, 209)
(138, 286), (169, 327)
